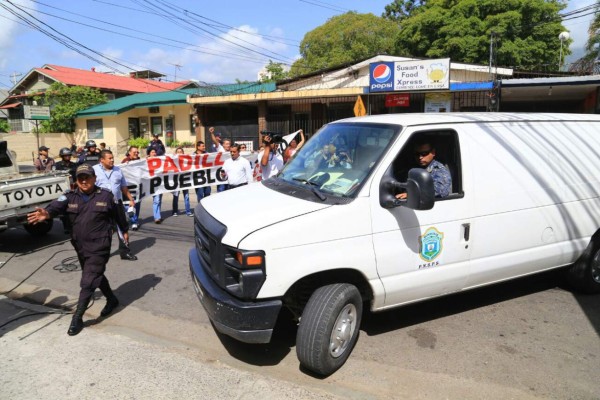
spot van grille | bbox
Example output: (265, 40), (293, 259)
(194, 204), (228, 287)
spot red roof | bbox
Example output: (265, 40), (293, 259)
(37, 65), (188, 93)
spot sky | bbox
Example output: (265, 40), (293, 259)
(0, 0), (596, 89)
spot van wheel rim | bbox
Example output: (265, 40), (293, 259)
(329, 304), (357, 358)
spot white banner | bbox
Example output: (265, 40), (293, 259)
(120, 152), (257, 202)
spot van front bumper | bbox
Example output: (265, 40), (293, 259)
(189, 248), (282, 344)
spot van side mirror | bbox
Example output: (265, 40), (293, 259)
(379, 168), (435, 210)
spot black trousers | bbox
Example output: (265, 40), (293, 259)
(75, 247), (111, 304)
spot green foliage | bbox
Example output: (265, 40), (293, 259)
(127, 137), (150, 149)
(35, 82), (107, 133)
(0, 119), (9, 133)
(290, 12), (401, 76)
(585, 0), (600, 60)
(387, 0), (569, 71)
(382, 0), (426, 22)
(259, 61), (290, 82)
(180, 141), (194, 147)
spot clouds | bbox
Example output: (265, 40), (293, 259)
(0, 0), (33, 70)
(129, 24), (296, 83)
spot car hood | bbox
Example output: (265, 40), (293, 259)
(199, 181), (331, 246)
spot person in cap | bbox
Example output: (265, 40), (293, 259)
(27, 164), (128, 336)
(146, 132), (166, 156)
(78, 139), (101, 166)
(34, 145), (55, 172)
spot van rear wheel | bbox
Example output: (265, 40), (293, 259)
(296, 283), (362, 376)
(567, 243), (600, 294)
(23, 220), (53, 236)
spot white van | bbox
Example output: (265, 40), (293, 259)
(189, 113), (600, 376)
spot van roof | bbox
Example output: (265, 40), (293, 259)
(335, 112), (600, 127)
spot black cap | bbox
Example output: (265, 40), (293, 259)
(39, 146), (49, 151)
(76, 164), (96, 178)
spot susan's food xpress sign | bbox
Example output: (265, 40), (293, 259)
(369, 58), (450, 93)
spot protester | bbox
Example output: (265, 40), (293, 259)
(172, 147), (193, 216)
(193, 140), (211, 201)
(147, 149), (163, 223)
(120, 146), (142, 230)
(147, 133), (166, 156)
(283, 129), (305, 163)
(222, 144), (253, 189)
(34, 146), (55, 172)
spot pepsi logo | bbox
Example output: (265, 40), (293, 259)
(372, 64), (391, 83)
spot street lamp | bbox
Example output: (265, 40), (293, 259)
(559, 31), (570, 71)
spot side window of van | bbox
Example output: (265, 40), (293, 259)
(392, 130), (463, 199)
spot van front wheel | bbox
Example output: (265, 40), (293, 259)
(296, 283), (362, 376)
(568, 244), (600, 294)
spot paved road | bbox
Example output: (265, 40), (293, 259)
(1, 193), (599, 399)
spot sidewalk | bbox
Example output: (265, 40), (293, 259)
(0, 296), (340, 400)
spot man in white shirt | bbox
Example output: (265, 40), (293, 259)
(222, 144), (253, 189)
(259, 133), (284, 180)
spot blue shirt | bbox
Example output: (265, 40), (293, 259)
(93, 164), (128, 202)
(427, 159), (452, 198)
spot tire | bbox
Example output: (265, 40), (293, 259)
(296, 283), (362, 376)
(23, 219), (53, 236)
(567, 238), (600, 294)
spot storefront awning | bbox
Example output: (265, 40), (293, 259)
(0, 102), (21, 109)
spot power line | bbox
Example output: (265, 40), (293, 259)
(299, 0), (349, 13)
(25, 1), (279, 65)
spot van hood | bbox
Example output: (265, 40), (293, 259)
(199, 182), (331, 246)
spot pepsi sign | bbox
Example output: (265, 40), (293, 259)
(369, 62), (394, 92)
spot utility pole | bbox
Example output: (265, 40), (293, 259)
(10, 72), (22, 85)
(488, 31), (500, 112)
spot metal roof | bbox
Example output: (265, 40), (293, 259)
(77, 82), (276, 117)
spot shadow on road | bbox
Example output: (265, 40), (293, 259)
(361, 268), (600, 336)
(0, 293), (70, 338)
(214, 308), (297, 367)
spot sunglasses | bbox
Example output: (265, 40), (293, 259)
(415, 149), (432, 157)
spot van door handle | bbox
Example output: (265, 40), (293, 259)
(463, 223), (471, 242)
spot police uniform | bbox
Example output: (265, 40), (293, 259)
(53, 160), (77, 183)
(78, 151), (100, 166)
(45, 178), (128, 335)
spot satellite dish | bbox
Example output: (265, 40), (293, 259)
(559, 32), (570, 41)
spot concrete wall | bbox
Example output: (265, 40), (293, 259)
(0, 132), (76, 164)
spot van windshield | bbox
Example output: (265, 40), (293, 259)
(279, 123), (399, 198)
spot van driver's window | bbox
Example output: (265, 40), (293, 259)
(392, 130), (462, 200)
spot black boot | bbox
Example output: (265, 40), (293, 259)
(68, 300), (88, 336)
(100, 296), (119, 317)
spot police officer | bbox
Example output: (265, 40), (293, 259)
(78, 140), (101, 166)
(52, 147), (78, 234)
(53, 147), (77, 183)
(27, 164), (128, 336)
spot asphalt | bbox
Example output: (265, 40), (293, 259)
(0, 295), (341, 400)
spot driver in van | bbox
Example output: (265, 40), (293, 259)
(396, 140), (451, 199)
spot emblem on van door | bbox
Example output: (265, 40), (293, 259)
(419, 227), (444, 262)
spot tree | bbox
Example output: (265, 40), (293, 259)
(35, 82), (107, 133)
(290, 12), (401, 76)
(386, 0), (570, 71)
(0, 119), (9, 133)
(382, 0), (427, 22)
(259, 60), (290, 82)
(584, 0), (600, 61)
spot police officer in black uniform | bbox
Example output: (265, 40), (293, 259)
(27, 164), (128, 336)
(53, 147), (78, 183)
(52, 147), (78, 234)
(78, 140), (101, 166)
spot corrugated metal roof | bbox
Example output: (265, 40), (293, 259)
(76, 82), (276, 117)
